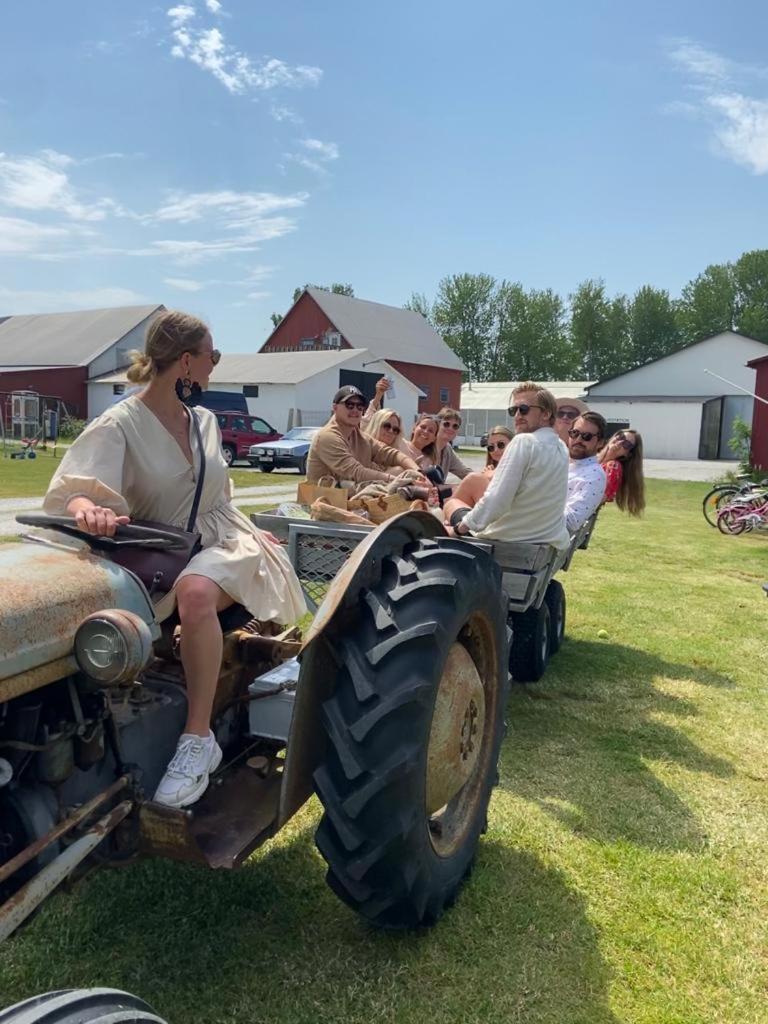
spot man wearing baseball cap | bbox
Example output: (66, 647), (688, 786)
(307, 385), (423, 487)
(553, 396), (588, 444)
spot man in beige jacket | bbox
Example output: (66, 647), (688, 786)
(307, 385), (423, 486)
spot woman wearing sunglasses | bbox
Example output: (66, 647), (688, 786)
(441, 426), (513, 518)
(44, 310), (305, 810)
(363, 408), (405, 451)
(435, 407), (471, 483)
(598, 430), (645, 515)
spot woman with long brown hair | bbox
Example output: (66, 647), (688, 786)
(598, 429), (645, 516)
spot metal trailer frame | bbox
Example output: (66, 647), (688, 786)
(251, 510), (599, 615)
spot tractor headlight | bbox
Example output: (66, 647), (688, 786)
(74, 609), (154, 684)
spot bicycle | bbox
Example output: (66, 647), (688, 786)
(702, 477), (768, 527)
(716, 490), (768, 535)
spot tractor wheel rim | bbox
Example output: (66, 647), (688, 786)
(426, 641), (486, 850)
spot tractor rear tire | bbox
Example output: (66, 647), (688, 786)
(544, 580), (566, 655)
(508, 602), (551, 682)
(0, 989), (166, 1023)
(313, 536), (508, 929)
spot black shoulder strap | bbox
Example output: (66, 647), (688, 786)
(186, 409), (206, 532)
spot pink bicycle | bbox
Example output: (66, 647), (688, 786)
(717, 489), (768, 535)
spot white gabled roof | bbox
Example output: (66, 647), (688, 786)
(460, 380), (593, 409)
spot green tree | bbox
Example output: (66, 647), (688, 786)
(569, 280), (614, 379)
(607, 294), (632, 369)
(291, 282), (355, 304)
(734, 249), (768, 342)
(432, 273), (497, 381)
(630, 285), (681, 365)
(403, 292), (433, 321)
(495, 282), (575, 380)
(676, 263), (737, 343)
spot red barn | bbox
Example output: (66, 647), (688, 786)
(261, 288), (465, 414)
(747, 353), (768, 470)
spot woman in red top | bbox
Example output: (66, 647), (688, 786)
(598, 430), (645, 515)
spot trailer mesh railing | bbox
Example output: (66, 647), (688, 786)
(287, 523), (370, 610)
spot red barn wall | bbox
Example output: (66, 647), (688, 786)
(385, 361), (462, 415)
(751, 361), (768, 470)
(0, 367), (87, 417)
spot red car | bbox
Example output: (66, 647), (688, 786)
(215, 411), (282, 465)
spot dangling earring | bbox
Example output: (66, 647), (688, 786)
(175, 376), (193, 402)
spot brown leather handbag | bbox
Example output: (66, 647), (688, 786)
(107, 409), (206, 596)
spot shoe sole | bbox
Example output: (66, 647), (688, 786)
(154, 744), (223, 810)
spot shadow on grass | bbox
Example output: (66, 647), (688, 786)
(1, 831), (619, 1024)
(501, 640), (735, 851)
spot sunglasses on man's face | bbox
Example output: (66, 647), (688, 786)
(508, 403), (543, 417)
(556, 408), (579, 420)
(486, 441), (507, 452)
(568, 428), (599, 442)
(381, 422), (401, 434)
(343, 400), (367, 411)
(441, 420), (460, 430)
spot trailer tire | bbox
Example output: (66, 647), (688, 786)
(544, 580), (566, 654)
(509, 601), (551, 682)
(313, 536), (508, 929)
(0, 988), (167, 1023)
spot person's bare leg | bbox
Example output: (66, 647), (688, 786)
(175, 574), (233, 736)
(443, 472), (490, 521)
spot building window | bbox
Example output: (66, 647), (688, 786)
(112, 384), (125, 396)
(419, 384), (431, 401)
(300, 337), (317, 350)
(439, 387), (450, 404)
(243, 385), (259, 398)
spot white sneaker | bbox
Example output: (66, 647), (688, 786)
(153, 732), (222, 809)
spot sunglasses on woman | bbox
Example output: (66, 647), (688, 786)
(382, 422), (401, 434)
(614, 436), (635, 451)
(441, 420), (461, 430)
(568, 428), (598, 442)
(193, 348), (221, 366)
(486, 441), (507, 452)
(508, 403), (543, 416)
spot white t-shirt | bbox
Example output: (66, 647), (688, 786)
(565, 456), (606, 533)
(463, 427), (570, 548)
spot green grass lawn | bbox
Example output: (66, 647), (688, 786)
(0, 450), (303, 500)
(2, 480), (767, 1023)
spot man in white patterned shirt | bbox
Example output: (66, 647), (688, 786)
(565, 411), (607, 533)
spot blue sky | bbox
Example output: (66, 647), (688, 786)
(1, 0), (767, 351)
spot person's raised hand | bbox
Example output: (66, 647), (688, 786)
(375, 376), (391, 395)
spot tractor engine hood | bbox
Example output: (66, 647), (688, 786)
(0, 538), (157, 697)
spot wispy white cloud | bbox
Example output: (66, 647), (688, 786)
(270, 104), (303, 124)
(284, 137), (340, 174)
(0, 150), (119, 221)
(665, 37), (768, 174)
(167, 3), (322, 95)
(0, 216), (71, 255)
(164, 276), (205, 291)
(0, 286), (148, 312)
(147, 189), (306, 226)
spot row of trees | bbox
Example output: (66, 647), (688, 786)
(406, 249), (768, 382)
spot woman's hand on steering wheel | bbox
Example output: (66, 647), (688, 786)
(73, 505), (131, 537)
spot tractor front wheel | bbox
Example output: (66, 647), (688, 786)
(313, 536), (508, 928)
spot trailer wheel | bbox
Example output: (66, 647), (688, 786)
(313, 536), (508, 929)
(0, 988), (167, 1023)
(509, 602), (551, 682)
(544, 580), (566, 654)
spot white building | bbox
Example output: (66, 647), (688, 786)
(460, 380), (593, 444)
(586, 331), (768, 460)
(89, 348), (423, 430)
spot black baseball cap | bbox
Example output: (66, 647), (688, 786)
(333, 385), (366, 404)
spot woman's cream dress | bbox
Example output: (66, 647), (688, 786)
(44, 396), (306, 624)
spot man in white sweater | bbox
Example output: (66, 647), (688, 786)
(450, 383), (570, 549)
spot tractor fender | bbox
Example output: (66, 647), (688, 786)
(278, 510), (446, 826)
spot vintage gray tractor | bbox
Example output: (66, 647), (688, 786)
(0, 510), (509, 959)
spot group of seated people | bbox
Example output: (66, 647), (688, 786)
(306, 378), (646, 547)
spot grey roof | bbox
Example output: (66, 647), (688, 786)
(461, 380), (593, 409)
(299, 288), (466, 371)
(0, 305), (163, 368)
(89, 348), (423, 393)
